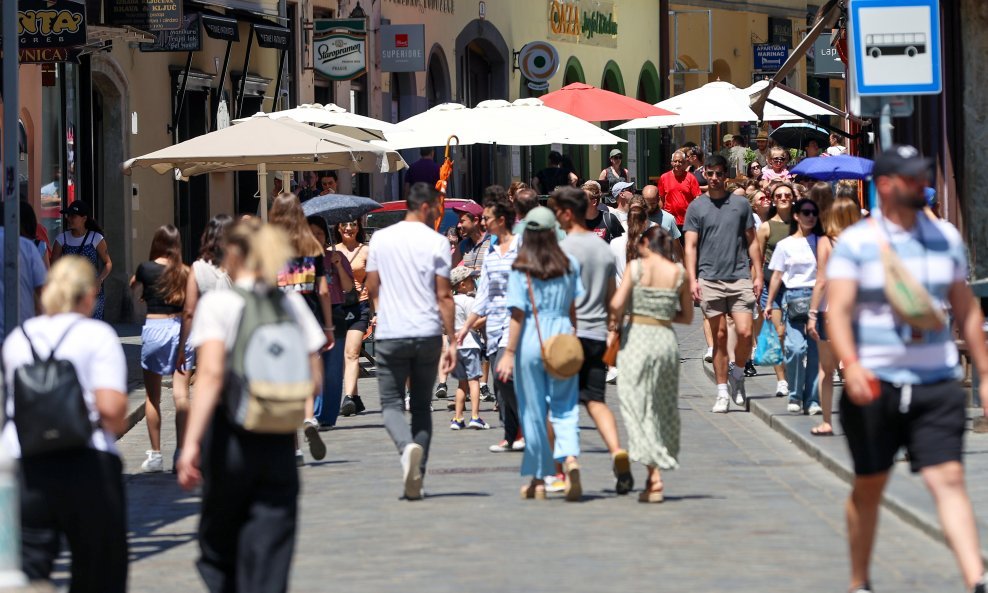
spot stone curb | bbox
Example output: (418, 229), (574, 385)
(699, 357), (988, 561)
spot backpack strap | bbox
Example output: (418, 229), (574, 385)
(21, 317), (84, 363)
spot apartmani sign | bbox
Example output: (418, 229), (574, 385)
(314, 19), (367, 81)
(547, 0), (618, 48)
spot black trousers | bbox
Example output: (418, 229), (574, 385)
(197, 413), (299, 593)
(492, 347), (521, 443)
(19, 448), (128, 593)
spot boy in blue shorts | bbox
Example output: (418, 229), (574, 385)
(449, 266), (490, 430)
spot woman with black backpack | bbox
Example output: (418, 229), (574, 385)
(2, 256), (129, 592)
(176, 219), (325, 593)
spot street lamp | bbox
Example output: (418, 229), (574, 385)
(349, 1), (366, 19)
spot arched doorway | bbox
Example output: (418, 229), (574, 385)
(426, 44), (451, 108)
(388, 71), (417, 200)
(637, 61), (662, 184)
(455, 20), (509, 195)
(600, 61), (627, 179)
(554, 56), (588, 186)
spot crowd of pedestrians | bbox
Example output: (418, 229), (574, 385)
(3, 135), (988, 593)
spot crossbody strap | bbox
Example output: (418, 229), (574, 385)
(20, 317), (83, 364)
(525, 272), (546, 351)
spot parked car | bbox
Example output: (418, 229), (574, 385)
(363, 198), (481, 237)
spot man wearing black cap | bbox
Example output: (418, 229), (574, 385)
(828, 145), (988, 593)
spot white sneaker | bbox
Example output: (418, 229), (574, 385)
(605, 366), (618, 384)
(400, 443), (424, 500)
(141, 450), (164, 473)
(775, 380), (789, 398)
(511, 438), (526, 451)
(711, 396), (729, 413)
(404, 394), (410, 411)
(704, 347), (713, 363)
(807, 402), (823, 416)
(788, 402), (802, 414)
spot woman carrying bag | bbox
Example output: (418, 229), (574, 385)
(496, 207), (585, 502)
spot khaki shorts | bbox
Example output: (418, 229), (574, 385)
(699, 278), (756, 318)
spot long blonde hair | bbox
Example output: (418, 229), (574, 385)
(268, 192), (324, 257)
(42, 256), (96, 315)
(225, 219), (294, 285)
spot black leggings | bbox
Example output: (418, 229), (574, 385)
(492, 347), (521, 443)
(197, 413), (299, 593)
(19, 448), (128, 593)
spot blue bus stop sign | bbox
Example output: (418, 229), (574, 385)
(849, 0), (942, 96)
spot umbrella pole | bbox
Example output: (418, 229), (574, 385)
(258, 163), (269, 222)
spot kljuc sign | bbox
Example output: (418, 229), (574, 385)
(547, 0), (617, 48)
(314, 19), (367, 81)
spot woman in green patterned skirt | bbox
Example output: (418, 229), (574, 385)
(609, 225), (693, 502)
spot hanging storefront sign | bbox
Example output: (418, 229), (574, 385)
(381, 24), (425, 72)
(518, 40), (559, 91)
(754, 43), (789, 71)
(201, 12), (239, 41)
(106, 0), (182, 32)
(254, 23), (290, 50)
(547, 0), (618, 48)
(139, 12), (201, 52)
(813, 32), (844, 77)
(385, 0), (455, 14)
(15, 0), (87, 62)
(313, 19), (367, 81)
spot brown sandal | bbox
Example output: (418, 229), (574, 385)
(520, 482), (546, 500)
(638, 478), (664, 503)
(564, 460), (582, 502)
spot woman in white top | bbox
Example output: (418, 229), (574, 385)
(51, 200), (112, 320)
(765, 197), (824, 416)
(2, 256), (128, 592)
(609, 195), (654, 285)
(177, 219), (325, 593)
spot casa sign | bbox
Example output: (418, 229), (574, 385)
(547, 0), (618, 48)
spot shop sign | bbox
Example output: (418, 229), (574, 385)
(381, 24), (425, 72)
(768, 16), (793, 45)
(754, 43), (789, 71)
(813, 32), (844, 77)
(518, 40), (559, 91)
(106, 0), (182, 32)
(140, 12), (201, 52)
(254, 23), (290, 50)
(385, 0), (455, 14)
(314, 19), (367, 81)
(547, 0), (617, 48)
(16, 0), (87, 49)
(201, 12), (239, 41)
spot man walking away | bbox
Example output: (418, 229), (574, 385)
(365, 183), (457, 500)
(828, 145), (988, 593)
(404, 148), (441, 198)
(553, 187), (634, 495)
(684, 154), (762, 413)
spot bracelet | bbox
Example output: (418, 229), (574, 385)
(809, 309), (819, 314)
(323, 326), (335, 332)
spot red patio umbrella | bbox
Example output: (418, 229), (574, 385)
(539, 82), (677, 122)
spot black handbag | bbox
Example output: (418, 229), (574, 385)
(10, 320), (94, 457)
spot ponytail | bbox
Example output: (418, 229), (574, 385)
(225, 219), (293, 286)
(42, 256), (96, 314)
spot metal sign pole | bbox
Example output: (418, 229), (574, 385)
(0, 0), (27, 586)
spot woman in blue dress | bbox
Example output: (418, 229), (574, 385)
(496, 207), (585, 502)
(51, 200), (112, 320)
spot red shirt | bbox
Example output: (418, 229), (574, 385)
(659, 170), (700, 225)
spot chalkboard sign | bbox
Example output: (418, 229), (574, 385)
(106, 0), (182, 32)
(140, 13), (200, 52)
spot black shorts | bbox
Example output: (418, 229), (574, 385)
(840, 380), (966, 475)
(344, 301), (371, 334)
(578, 337), (608, 405)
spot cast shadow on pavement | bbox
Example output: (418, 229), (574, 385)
(124, 472), (202, 564)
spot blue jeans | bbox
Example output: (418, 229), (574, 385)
(314, 327), (346, 426)
(784, 287), (819, 410)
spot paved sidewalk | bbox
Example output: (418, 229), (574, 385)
(102, 319), (966, 593)
(699, 339), (988, 560)
(114, 323), (153, 433)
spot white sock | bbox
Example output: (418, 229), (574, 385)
(480, 382), (488, 389)
(717, 384), (729, 398)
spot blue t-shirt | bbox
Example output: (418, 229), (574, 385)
(405, 157), (441, 187)
(0, 228), (47, 340)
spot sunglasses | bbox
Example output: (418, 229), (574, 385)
(774, 192), (794, 199)
(799, 209), (819, 217)
(771, 157), (786, 163)
(340, 221), (358, 228)
(704, 170), (726, 178)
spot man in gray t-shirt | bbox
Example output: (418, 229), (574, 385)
(683, 154), (762, 414)
(552, 186), (634, 496)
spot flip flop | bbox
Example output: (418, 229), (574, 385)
(811, 425), (834, 437)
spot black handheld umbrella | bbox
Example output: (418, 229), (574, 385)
(770, 123), (829, 151)
(302, 194), (383, 226)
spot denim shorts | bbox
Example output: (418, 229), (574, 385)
(141, 317), (193, 375)
(759, 282), (785, 312)
(451, 348), (482, 381)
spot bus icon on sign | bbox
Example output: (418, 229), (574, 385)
(865, 32), (927, 58)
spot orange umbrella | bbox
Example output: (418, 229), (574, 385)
(434, 135), (458, 231)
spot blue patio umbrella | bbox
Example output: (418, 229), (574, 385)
(302, 194), (383, 226)
(790, 155), (874, 181)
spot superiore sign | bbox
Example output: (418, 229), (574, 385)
(547, 0), (617, 48)
(314, 19), (367, 81)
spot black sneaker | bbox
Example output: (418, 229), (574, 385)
(480, 384), (495, 402)
(743, 360), (757, 377)
(340, 396), (357, 417)
(435, 383), (448, 399)
(352, 395), (366, 414)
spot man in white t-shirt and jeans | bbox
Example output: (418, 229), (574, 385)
(365, 183), (457, 500)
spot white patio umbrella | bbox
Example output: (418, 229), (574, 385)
(613, 81), (756, 131)
(744, 80), (838, 121)
(380, 98), (625, 150)
(122, 114), (406, 220)
(236, 103), (400, 142)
